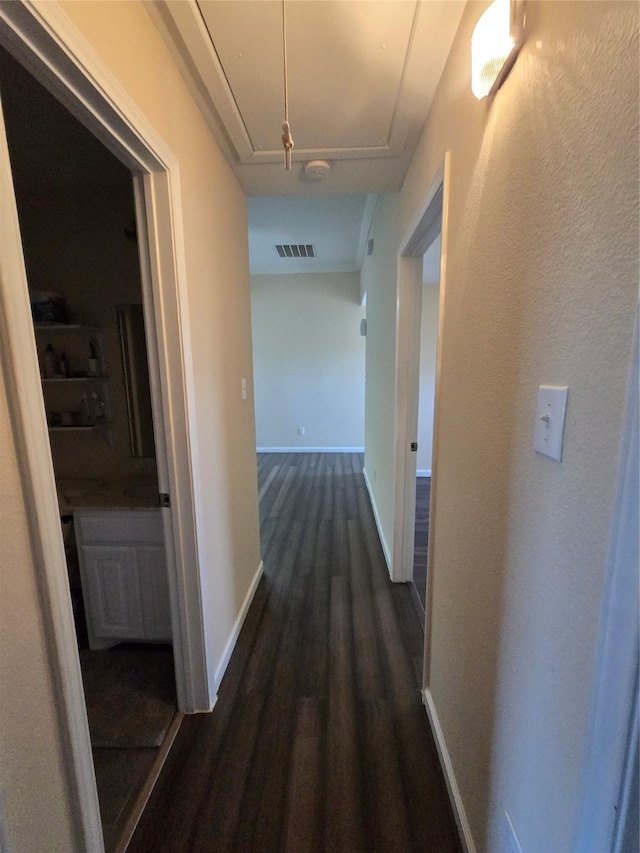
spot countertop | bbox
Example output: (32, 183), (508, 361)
(57, 476), (160, 512)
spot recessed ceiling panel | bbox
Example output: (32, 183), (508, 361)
(153, 0), (466, 194)
(197, 0), (417, 153)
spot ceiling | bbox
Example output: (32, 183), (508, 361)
(150, 1), (463, 277)
(152, 0), (464, 198)
(248, 194), (376, 275)
(2, 5), (453, 281)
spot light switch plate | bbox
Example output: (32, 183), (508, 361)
(534, 385), (568, 461)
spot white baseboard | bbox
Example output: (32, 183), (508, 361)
(416, 469), (432, 478)
(213, 561), (263, 690)
(362, 466), (392, 575)
(257, 446), (364, 453)
(422, 688), (476, 853)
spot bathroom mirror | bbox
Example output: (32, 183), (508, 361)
(117, 304), (156, 458)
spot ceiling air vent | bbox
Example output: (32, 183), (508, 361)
(275, 244), (316, 259)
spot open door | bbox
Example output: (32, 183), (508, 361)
(394, 162), (447, 586)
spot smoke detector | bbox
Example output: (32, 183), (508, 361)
(304, 160), (331, 182)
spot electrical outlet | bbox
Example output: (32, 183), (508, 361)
(504, 812), (524, 853)
(298, 426), (305, 436)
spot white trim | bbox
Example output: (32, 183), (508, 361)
(214, 561), (264, 690)
(416, 469), (432, 478)
(132, 176), (203, 713)
(356, 193), (379, 271)
(139, 170), (210, 712)
(257, 446), (364, 454)
(362, 467), (392, 576)
(392, 255), (423, 582)
(573, 312), (639, 852)
(422, 689), (475, 853)
(418, 155), (452, 688)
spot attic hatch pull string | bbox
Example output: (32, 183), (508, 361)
(281, 0), (294, 171)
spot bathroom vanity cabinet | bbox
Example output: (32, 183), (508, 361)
(75, 509), (171, 649)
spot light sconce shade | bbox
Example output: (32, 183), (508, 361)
(471, 0), (525, 99)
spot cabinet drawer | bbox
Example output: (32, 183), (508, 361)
(76, 510), (163, 545)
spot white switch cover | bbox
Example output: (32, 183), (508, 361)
(534, 385), (568, 461)
(241, 378), (247, 400)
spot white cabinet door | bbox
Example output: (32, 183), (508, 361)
(82, 545), (144, 641)
(137, 546), (172, 640)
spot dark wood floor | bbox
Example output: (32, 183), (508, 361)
(129, 453), (460, 852)
(412, 477), (431, 610)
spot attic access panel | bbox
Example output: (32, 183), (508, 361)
(196, 0), (417, 153)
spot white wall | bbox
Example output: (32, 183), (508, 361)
(400, 2), (639, 851)
(416, 282), (439, 474)
(361, 193), (400, 568)
(251, 272), (365, 450)
(1, 1), (262, 846)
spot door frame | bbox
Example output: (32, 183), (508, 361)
(392, 156), (449, 590)
(573, 314), (639, 852)
(0, 0), (210, 845)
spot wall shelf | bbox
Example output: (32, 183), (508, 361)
(42, 376), (108, 384)
(34, 323), (102, 333)
(48, 423), (112, 431)
(34, 320), (111, 446)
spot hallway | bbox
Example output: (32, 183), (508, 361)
(129, 453), (460, 851)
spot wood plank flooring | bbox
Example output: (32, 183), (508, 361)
(412, 477), (431, 611)
(128, 453), (460, 852)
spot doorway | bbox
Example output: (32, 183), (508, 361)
(411, 236), (441, 617)
(392, 160), (449, 688)
(0, 5), (209, 846)
(0, 42), (179, 849)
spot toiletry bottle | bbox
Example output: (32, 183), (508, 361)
(90, 390), (105, 422)
(44, 343), (57, 378)
(88, 339), (100, 377)
(80, 391), (93, 426)
(59, 352), (70, 378)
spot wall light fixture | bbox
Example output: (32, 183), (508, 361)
(471, 0), (525, 99)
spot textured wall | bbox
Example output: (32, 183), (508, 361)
(401, 2), (639, 850)
(251, 272), (365, 450)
